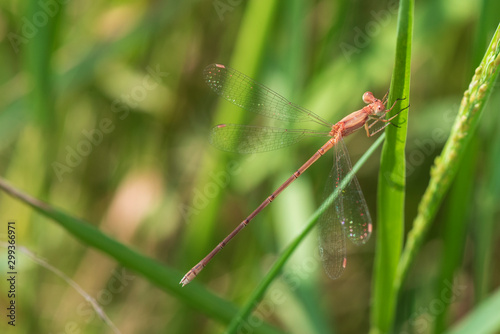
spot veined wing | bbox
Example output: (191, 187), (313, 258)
(210, 124), (328, 154)
(317, 138), (373, 280)
(318, 153), (347, 280)
(204, 64), (331, 128)
(334, 138), (372, 245)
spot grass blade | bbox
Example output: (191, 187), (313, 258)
(474, 112), (500, 303)
(0, 177), (283, 334)
(371, 0), (413, 332)
(431, 142), (475, 333)
(444, 287), (500, 334)
(225, 134), (386, 333)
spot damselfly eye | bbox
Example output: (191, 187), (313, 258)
(363, 91), (375, 104)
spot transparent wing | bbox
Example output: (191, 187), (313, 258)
(335, 138), (372, 245)
(210, 124), (329, 154)
(318, 154), (347, 280)
(204, 64), (331, 127)
(318, 138), (373, 280)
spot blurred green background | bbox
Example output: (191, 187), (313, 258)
(0, 0), (499, 333)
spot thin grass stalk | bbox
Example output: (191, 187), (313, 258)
(225, 134), (386, 334)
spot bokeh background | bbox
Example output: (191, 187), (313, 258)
(0, 0), (499, 333)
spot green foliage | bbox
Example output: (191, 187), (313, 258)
(0, 0), (499, 333)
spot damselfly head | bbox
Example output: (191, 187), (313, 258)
(363, 92), (386, 115)
(372, 100), (386, 115)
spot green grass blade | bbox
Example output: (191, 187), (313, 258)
(394, 23), (500, 307)
(469, 3), (500, 307)
(276, 2), (332, 333)
(371, 0), (413, 332)
(24, 0), (63, 185)
(225, 134), (386, 334)
(432, 142), (475, 334)
(25, 0), (60, 132)
(215, 0), (280, 123)
(444, 287), (500, 334)
(474, 111), (500, 303)
(0, 177), (283, 334)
